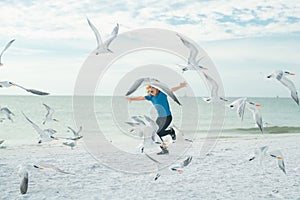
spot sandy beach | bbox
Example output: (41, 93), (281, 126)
(1, 133), (300, 200)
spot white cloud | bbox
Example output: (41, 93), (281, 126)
(1, 0), (300, 41)
(0, 0), (299, 96)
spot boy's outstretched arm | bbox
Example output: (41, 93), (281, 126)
(171, 81), (187, 92)
(127, 96), (146, 103)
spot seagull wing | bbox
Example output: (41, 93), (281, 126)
(1, 107), (15, 116)
(43, 103), (54, 123)
(230, 97), (247, 120)
(269, 150), (286, 174)
(131, 116), (146, 126)
(203, 72), (219, 98)
(19, 169), (28, 195)
(150, 82), (181, 105)
(87, 18), (103, 48)
(125, 78), (146, 96)
(104, 23), (119, 48)
(39, 163), (75, 175)
(176, 34), (198, 65)
(182, 156), (193, 167)
(26, 89), (49, 96)
(14, 83), (49, 95)
(78, 126), (83, 134)
(22, 112), (44, 137)
(237, 98), (247, 120)
(143, 115), (159, 141)
(67, 126), (77, 135)
(279, 76), (299, 105)
(125, 121), (141, 127)
(246, 102), (263, 134)
(0, 39), (15, 57)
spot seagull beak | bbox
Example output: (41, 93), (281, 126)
(255, 104), (261, 107)
(177, 169), (184, 173)
(202, 67), (208, 70)
(53, 137), (59, 140)
(290, 73), (295, 76)
(277, 156), (283, 160)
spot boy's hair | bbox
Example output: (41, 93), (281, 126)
(146, 85), (152, 95)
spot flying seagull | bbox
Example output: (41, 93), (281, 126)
(229, 98), (263, 133)
(267, 70), (299, 105)
(202, 72), (227, 103)
(170, 156), (193, 173)
(18, 164), (41, 194)
(246, 101), (263, 134)
(0, 81), (49, 95)
(0, 39), (15, 66)
(67, 126), (83, 138)
(55, 126), (83, 142)
(126, 115), (160, 153)
(22, 112), (59, 143)
(0, 106), (15, 122)
(269, 150), (286, 174)
(63, 141), (77, 149)
(126, 77), (182, 105)
(18, 163), (74, 194)
(176, 34), (208, 72)
(249, 146), (286, 174)
(42, 103), (59, 124)
(229, 97), (247, 121)
(87, 17), (119, 54)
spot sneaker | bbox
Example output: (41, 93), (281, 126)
(170, 128), (176, 140)
(157, 146), (169, 155)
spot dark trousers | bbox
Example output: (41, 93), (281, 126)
(156, 115), (172, 141)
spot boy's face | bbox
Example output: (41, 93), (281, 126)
(149, 87), (159, 96)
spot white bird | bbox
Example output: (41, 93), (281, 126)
(125, 77), (182, 105)
(229, 98), (263, 133)
(87, 18), (119, 54)
(67, 126), (83, 138)
(249, 146), (286, 174)
(269, 150), (286, 174)
(229, 97), (247, 121)
(267, 70), (299, 105)
(170, 156), (193, 173)
(18, 164), (43, 194)
(22, 112), (59, 143)
(0, 81), (49, 95)
(249, 146), (269, 167)
(63, 141), (77, 149)
(176, 34), (208, 72)
(0, 39), (15, 66)
(202, 72), (227, 103)
(126, 115), (160, 153)
(246, 101), (263, 134)
(42, 103), (59, 125)
(18, 163), (73, 194)
(55, 126), (83, 141)
(0, 106), (15, 122)
(44, 128), (57, 134)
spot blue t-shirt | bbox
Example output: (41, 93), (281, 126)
(145, 92), (171, 117)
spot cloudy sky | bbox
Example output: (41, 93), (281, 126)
(0, 0), (299, 97)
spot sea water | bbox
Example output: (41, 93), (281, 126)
(0, 96), (299, 147)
